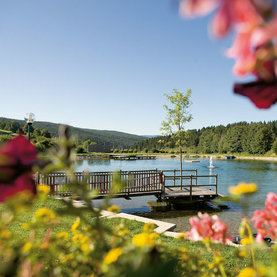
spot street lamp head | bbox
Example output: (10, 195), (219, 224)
(25, 113), (35, 124)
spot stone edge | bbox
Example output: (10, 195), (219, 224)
(72, 200), (237, 246)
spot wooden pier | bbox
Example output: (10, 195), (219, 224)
(109, 154), (156, 160)
(37, 169), (219, 202)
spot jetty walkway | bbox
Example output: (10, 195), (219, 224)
(37, 169), (219, 202)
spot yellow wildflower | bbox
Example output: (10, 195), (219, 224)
(34, 208), (55, 223)
(143, 223), (155, 233)
(236, 267), (256, 277)
(107, 205), (121, 213)
(149, 233), (159, 240)
(81, 242), (94, 252)
(56, 231), (69, 240)
(178, 247), (187, 253)
(22, 223), (29, 230)
(132, 233), (149, 247)
(72, 234), (84, 244)
(81, 243), (90, 252)
(71, 218), (81, 233)
(104, 248), (123, 264)
(40, 242), (49, 250)
(178, 248), (188, 260)
(238, 250), (248, 258)
(177, 232), (186, 239)
(83, 225), (91, 232)
(0, 229), (11, 240)
(132, 232), (158, 247)
(118, 230), (130, 237)
(37, 185), (50, 196)
(21, 242), (32, 254)
(241, 237), (252, 245)
(229, 182), (258, 196)
(61, 253), (74, 264)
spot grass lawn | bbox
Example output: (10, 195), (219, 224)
(0, 197), (273, 275)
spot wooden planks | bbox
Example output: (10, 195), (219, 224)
(164, 186), (217, 198)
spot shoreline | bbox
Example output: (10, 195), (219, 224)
(75, 153), (277, 162)
(154, 154), (277, 162)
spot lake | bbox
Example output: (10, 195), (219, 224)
(75, 157), (277, 236)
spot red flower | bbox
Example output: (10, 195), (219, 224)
(0, 135), (37, 202)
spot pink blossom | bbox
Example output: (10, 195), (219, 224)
(179, 0), (277, 109)
(252, 192), (277, 242)
(211, 1), (232, 37)
(179, 0), (219, 17)
(186, 212), (229, 244)
(251, 27), (271, 48)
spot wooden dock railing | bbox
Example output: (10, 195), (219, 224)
(163, 169), (198, 186)
(37, 169), (218, 200)
(37, 169), (164, 197)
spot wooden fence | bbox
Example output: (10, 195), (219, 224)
(37, 169), (164, 197)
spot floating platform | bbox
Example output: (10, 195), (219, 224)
(109, 155), (156, 160)
(225, 155), (236, 160)
(184, 160), (200, 163)
(164, 186), (217, 201)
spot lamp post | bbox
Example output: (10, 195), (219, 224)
(24, 113), (35, 141)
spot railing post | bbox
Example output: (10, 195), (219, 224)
(162, 171), (165, 195)
(195, 169), (198, 186)
(179, 169), (183, 190)
(215, 174), (218, 195)
(190, 174), (192, 200)
(173, 169), (176, 186)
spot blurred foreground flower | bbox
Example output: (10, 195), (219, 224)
(185, 212), (229, 244)
(229, 182), (258, 196)
(252, 192), (277, 242)
(179, 0), (277, 108)
(0, 135), (37, 202)
(104, 248), (123, 264)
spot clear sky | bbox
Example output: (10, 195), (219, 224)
(0, 0), (276, 135)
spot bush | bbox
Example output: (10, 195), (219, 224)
(76, 145), (85, 153)
(150, 148), (159, 153)
(143, 148), (148, 153)
(272, 140), (277, 155)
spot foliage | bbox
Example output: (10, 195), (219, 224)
(134, 121), (277, 155)
(1, 130), (277, 276)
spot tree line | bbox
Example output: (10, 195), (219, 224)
(133, 121), (277, 155)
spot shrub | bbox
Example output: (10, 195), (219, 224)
(76, 145), (85, 153)
(272, 140), (277, 155)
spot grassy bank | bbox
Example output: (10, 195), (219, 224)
(0, 197), (272, 274)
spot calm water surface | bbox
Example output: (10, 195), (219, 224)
(76, 158), (277, 236)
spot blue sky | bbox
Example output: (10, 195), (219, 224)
(0, 0), (276, 135)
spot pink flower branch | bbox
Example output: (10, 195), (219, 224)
(179, 0), (277, 108)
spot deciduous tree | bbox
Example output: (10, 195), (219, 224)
(161, 89), (192, 187)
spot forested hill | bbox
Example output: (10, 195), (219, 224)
(0, 117), (145, 148)
(133, 121), (277, 155)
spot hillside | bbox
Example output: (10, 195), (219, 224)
(0, 117), (145, 148)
